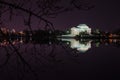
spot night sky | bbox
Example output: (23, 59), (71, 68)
(2, 0), (120, 31)
(52, 0), (120, 31)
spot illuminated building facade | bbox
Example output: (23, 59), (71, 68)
(71, 24), (91, 36)
(62, 24), (91, 37)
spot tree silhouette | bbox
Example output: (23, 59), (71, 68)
(0, 0), (94, 80)
(0, 0), (94, 30)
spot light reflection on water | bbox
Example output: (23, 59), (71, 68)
(0, 37), (120, 80)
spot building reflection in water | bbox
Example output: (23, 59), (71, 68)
(61, 38), (92, 53)
(1, 28), (120, 80)
(0, 34), (120, 53)
(1, 24), (120, 53)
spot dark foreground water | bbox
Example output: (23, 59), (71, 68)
(0, 41), (120, 80)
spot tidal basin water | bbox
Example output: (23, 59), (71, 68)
(0, 39), (120, 80)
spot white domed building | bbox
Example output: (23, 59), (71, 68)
(71, 24), (91, 36)
(61, 24), (91, 37)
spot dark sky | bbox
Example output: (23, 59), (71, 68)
(52, 0), (120, 32)
(2, 0), (120, 32)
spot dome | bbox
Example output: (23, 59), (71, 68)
(77, 24), (89, 29)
